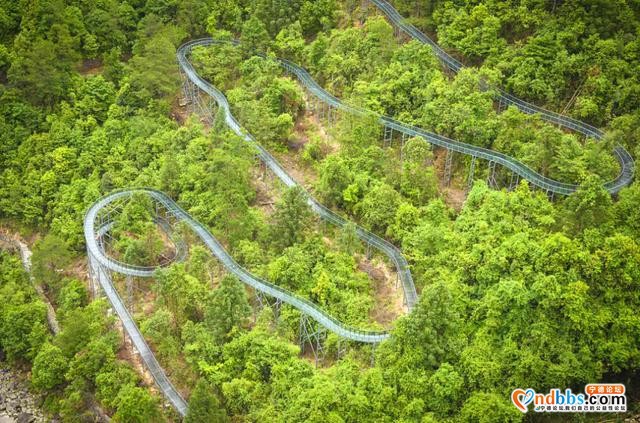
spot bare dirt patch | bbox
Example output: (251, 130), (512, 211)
(359, 256), (406, 329)
(80, 59), (103, 76)
(116, 320), (156, 387)
(171, 97), (191, 125)
(442, 186), (466, 211)
(433, 147), (468, 211)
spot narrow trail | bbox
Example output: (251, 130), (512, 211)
(0, 229), (59, 335)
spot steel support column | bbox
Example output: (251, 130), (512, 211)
(336, 338), (347, 360)
(299, 314), (326, 368)
(467, 156), (476, 192)
(126, 275), (134, 310)
(509, 172), (520, 191)
(487, 161), (498, 188)
(444, 148), (453, 186)
(383, 125), (393, 147)
(255, 290), (283, 320)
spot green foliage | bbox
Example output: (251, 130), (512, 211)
(266, 237), (374, 326)
(0, 252), (48, 363)
(240, 15), (270, 54)
(561, 175), (614, 233)
(32, 233), (73, 300)
(436, 4), (506, 62)
(0, 1), (639, 422)
(337, 222), (360, 255)
(185, 378), (228, 423)
(57, 278), (88, 317)
(126, 23), (184, 103)
(270, 186), (313, 250)
(154, 264), (207, 325)
(356, 183), (402, 233)
(459, 392), (521, 423)
(113, 385), (163, 423)
(95, 362), (139, 410)
(204, 275), (252, 343)
(8, 26), (80, 107)
(32, 343), (68, 390)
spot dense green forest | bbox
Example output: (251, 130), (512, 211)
(0, 0), (639, 422)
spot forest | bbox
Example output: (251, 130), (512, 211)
(0, 0), (639, 422)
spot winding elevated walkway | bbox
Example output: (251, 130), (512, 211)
(370, 0), (634, 194)
(86, 189), (390, 344)
(84, 10), (635, 414)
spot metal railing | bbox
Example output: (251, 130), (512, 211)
(177, 39), (418, 309)
(85, 189), (391, 344)
(83, 21), (635, 415)
(370, 0), (634, 193)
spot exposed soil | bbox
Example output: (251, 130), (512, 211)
(171, 96), (191, 125)
(442, 186), (467, 211)
(116, 320), (157, 388)
(359, 256), (406, 328)
(79, 59), (103, 76)
(303, 105), (340, 153)
(251, 166), (280, 216)
(432, 147), (468, 211)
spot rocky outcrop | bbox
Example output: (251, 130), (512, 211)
(0, 229), (111, 422)
(0, 366), (46, 423)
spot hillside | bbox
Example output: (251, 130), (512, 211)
(0, 0), (639, 421)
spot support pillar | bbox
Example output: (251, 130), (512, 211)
(509, 172), (520, 191)
(487, 161), (498, 188)
(126, 275), (134, 310)
(466, 156), (476, 192)
(444, 148), (453, 186)
(299, 314), (326, 368)
(336, 338), (347, 360)
(400, 132), (407, 162)
(87, 253), (100, 299)
(370, 343), (377, 367)
(383, 125), (393, 147)
(255, 290), (283, 320)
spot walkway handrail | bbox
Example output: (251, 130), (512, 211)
(370, 0), (634, 193)
(177, 39), (418, 309)
(83, 19), (635, 415)
(84, 189), (391, 343)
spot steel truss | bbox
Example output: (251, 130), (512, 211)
(299, 313), (327, 367)
(255, 289), (283, 320)
(444, 148), (453, 186)
(370, 0), (633, 195)
(467, 156), (476, 192)
(487, 161), (498, 188)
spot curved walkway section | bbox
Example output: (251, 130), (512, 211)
(177, 39), (418, 309)
(371, 0), (634, 194)
(184, 39), (633, 195)
(85, 189), (391, 343)
(84, 23), (635, 415)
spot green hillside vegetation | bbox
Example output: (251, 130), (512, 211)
(0, 0), (638, 421)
